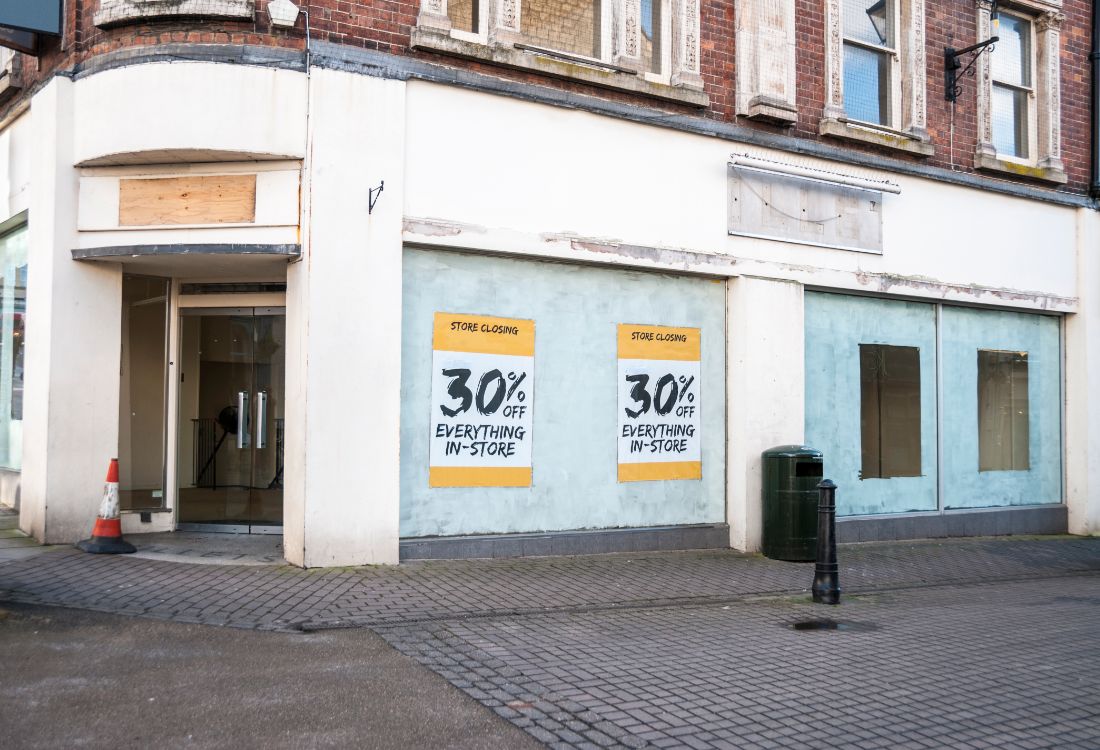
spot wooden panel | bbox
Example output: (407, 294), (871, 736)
(119, 174), (257, 226)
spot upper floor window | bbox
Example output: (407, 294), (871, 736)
(520, 0), (604, 60)
(842, 0), (897, 127)
(990, 12), (1034, 160)
(413, 0), (706, 107)
(974, 0), (1065, 183)
(821, 0), (932, 156)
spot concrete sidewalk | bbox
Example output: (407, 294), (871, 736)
(0, 535), (1096, 631)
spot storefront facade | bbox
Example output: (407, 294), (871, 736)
(0, 0), (1098, 566)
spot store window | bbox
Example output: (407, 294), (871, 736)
(978, 350), (1029, 471)
(0, 225), (27, 471)
(118, 275), (169, 510)
(807, 294), (1062, 516)
(859, 344), (921, 478)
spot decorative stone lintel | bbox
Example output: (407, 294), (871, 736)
(95, 0), (255, 28)
(410, 26), (709, 107)
(975, 152), (1068, 184)
(819, 118), (935, 157)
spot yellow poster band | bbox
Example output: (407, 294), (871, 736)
(618, 461), (702, 483)
(618, 324), (700, 361)
(434, 313), (535, 357)
(429, 466), (533, 488)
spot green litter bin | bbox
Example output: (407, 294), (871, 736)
(762, 445), (824, 561)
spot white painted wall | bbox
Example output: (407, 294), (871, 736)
(726, 276), (805, 552)
(284, 68), (405, 567)
(21, 78), (124, 543)
(72, 62), (308, 166)
(402, 82), (1077, 310)
(1065, 208), (1100, 536)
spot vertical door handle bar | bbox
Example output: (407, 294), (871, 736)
(237, 390), (250, 449)
(257, 391), (267, 449)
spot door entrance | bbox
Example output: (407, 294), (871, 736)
(177, 307), (285, 533)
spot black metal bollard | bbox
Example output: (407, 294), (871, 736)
(811, 479), (841, 605)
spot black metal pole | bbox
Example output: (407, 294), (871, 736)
(812, 479), (841, 605)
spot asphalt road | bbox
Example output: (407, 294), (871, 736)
(0, 603), (540, 750)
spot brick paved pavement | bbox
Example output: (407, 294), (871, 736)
(2, 536), (1098, 748)
(0, 536), (1095, 631)
(379, 576), (1100, 749)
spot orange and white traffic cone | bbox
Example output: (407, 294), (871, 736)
(76, 458), (136, 554)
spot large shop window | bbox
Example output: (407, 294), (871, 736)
(118, 275), (170, 511)
(0, 225), (26, 471)
(806, 293), (1062, 516)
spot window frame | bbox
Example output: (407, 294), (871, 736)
(989, 10), (1038, 164)
(840, 0), (902, 130)
(411, 0), (707, 107)
(820, 0), (933, 156)
(973, 0), (1066, 182)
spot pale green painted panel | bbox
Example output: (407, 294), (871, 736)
(805, 293), (938, 516)
(400, 249), (727, 538)
(941, 308), (1061, 508)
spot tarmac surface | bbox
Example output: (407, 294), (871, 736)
(0, 602), (539, 750)
(2, 535), (1099, 748)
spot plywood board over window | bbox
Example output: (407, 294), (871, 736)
(118, 174), (257, 227)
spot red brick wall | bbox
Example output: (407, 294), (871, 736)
(2, 0), (1093, 192)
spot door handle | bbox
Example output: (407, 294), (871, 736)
(237, 390), (251, 449)
(256, 391), (268, 449)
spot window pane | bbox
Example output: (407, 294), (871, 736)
(992, 15), (1031, 87)
(978, 350), (1029, 472)
(521, 0), (601, 58)
(860, 344), (921, 479)
(992, 84), (1029, 158)
(119, 275), (169, 510)
(641, 0), (663, 74)
(0, 226), (27, 471)
(843, 0), (893, 46)
(447, 0), (479, 33)
(844, 43), (891, 125)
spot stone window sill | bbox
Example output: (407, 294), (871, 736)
(410, 26), (709, 109)
(975, 153), (1067, 185)
(819, 118), (934, 157)
(95, 0), (255, 29)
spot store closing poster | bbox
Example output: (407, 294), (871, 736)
(429, 312), (534, 487)
(617, 324), (702, 482)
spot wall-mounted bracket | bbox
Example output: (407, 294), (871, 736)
(368, 181), (385, 215)
(945, 37), (999, 102)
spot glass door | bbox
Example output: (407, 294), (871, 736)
(177, 308), (285, 533)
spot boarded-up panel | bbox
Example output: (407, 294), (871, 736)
(119, 174), (257, 226)
(728, 165), (883, 252)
